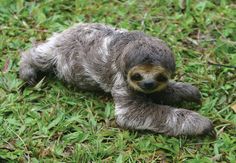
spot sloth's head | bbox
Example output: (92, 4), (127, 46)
(127, 64), (170, 93)
(115, 32), (176, 93)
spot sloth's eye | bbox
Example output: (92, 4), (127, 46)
(156, 74), (168, 82)
(131, 73), (142, 81)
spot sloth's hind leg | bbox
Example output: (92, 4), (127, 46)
(19, 39), (58, 84)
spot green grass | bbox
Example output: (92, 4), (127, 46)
(0, 0), (236, 162)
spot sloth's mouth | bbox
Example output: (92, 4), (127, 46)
(138, 87), (159, 94)
(138, 81), (158, 93)
(138, 82), (168, 94)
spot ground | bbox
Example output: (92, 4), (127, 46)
(0, 0), (235, 162)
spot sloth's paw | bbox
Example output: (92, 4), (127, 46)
(19, 65), (37, 85)
(168, 109), (215, 137)
(188, 85), (202, 104)
(181, 111), (215, 137)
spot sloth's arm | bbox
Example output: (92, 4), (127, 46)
(111, 84), (214, 136)
(149, 82), (201, 105)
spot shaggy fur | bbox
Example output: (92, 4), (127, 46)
(19, 23), (214, 136)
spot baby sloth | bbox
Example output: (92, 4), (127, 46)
(19, 23), (214, 136)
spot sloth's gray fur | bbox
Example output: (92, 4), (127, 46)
(19, 23), (214, 136)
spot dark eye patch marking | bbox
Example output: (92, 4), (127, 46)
(155, 74), (168, 82)
(131, 73), (142, 81)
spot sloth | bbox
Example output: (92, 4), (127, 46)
(19, 23), (215, 136)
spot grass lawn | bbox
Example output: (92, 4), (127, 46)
(0, 0), (236, 162)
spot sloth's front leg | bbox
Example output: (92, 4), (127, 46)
(112, 86), (214, 136)
(149, 82), (201, 105)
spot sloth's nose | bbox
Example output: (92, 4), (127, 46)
(142, 80), (155, 90)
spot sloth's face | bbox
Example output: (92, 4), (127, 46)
(127, 64), (170, 93)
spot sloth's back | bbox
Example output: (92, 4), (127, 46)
(49, 23), (126, 91)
